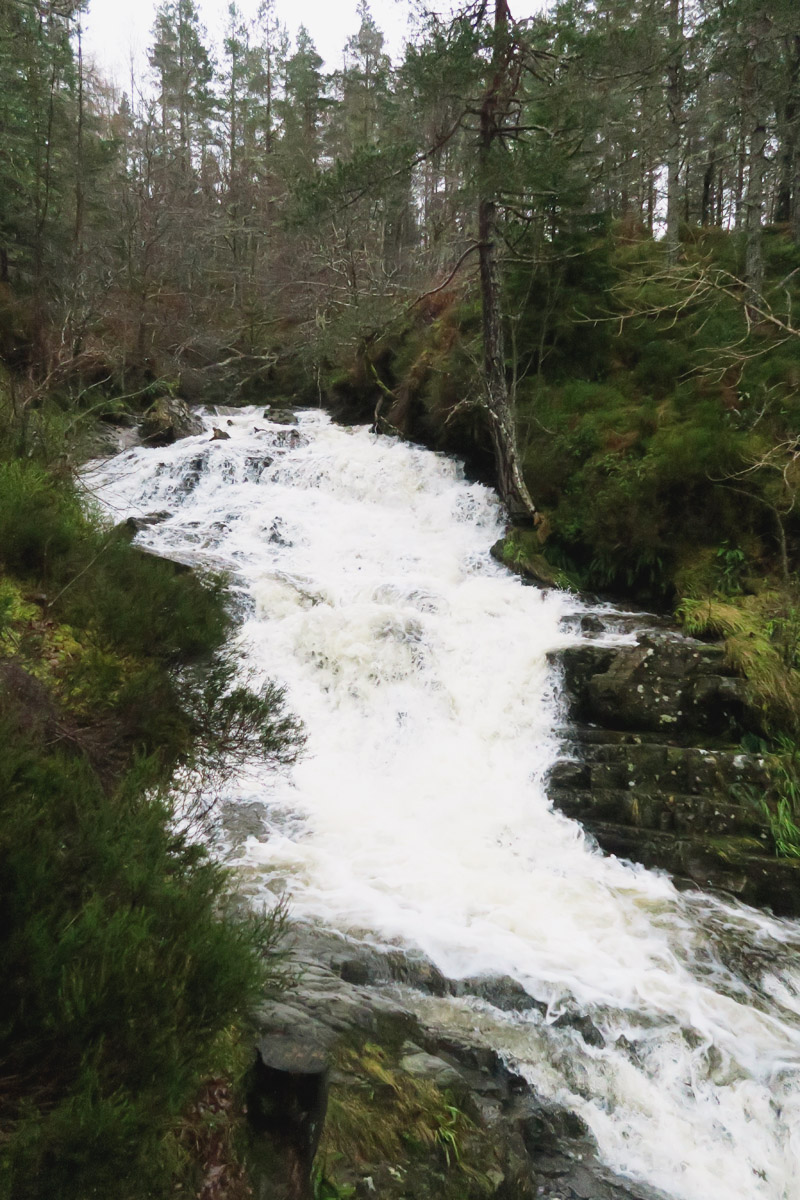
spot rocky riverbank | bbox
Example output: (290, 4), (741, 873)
(238, 611), (800, 1197)
(244, 922), (671, 1200)
(548, 620), (800, 916)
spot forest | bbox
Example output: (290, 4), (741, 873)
(1, 0), (800, 1195)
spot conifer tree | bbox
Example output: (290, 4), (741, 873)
(333, 0), (393, 155)
(278, 26), (325, 175)
(149, 0), (214, 168)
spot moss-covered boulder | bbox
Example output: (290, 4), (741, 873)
(140, 395), (204, 445)
(559, 634), (750, 736)
(490, 529), (566, 589)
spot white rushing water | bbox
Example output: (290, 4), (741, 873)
(87, 409), (800, 1200)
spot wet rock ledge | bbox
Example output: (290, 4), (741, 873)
(245, 924), (669, 1200)
(549, 629), (800, 915)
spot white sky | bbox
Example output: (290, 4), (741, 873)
(83, 0), (548, 92)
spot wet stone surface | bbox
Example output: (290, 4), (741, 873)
(549, 628), (800, 916)
(247, 923), (669, 1200)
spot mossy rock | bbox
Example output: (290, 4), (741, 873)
(490, 530), (566, 589)
(316, 1039), (531, 1200)
(140, 396), (203, 445)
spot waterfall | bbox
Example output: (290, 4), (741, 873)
(87, 408), (800, 1200)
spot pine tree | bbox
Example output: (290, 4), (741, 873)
(332, 0), (393, 156)
(278, 25), (325, 175)
(149, 0), (214, 168)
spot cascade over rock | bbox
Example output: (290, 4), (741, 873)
(87, 408), (800, 1200)
(246, 923), (673, 1200)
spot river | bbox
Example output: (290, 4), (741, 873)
(87, 407), (800, 1200)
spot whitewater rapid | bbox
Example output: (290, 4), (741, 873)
(87, 409), (800, 1200)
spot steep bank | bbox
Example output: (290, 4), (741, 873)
(0, 416), (302, 1197)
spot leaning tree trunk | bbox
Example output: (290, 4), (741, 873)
(477, 0), (537, 524)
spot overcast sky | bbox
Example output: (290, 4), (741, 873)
(83, 0), (548, 91)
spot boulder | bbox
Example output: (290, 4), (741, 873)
(265, 406), (299, 426)
(140, 395), (203, 445)
(123, 510), (171, 534)
(398, 1049), (465, 1090)
(490, 529), (562, 588)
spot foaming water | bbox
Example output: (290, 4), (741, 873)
(87, 410), (800, 1200)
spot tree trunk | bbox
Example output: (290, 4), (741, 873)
(665, 0), (682, 264)
(745, 108), (767, 314)
(743, 12), (772, 316)
(734, 122), (746, 230)
(775, 35), (799, 226)
(74, 17), (84, 261)
(701, 150), (715, 227)
(478, 0), (536, 523)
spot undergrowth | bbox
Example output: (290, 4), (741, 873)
(0, 402), (304, 1197)
(679, 589), (800, 856)
(315, 1042), (497, 1200)
(677, 591), (800, 737)
(0, 724), (289, 1198)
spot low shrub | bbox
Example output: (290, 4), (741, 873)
(0, 724), (288, 1199)
(0, 443), (304, 1196)
(0, 460), (230, 662)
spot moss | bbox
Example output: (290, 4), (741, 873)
(316, 1040), (499, 1200)
(677, 590), (800, 737)
(0, 578), (39, 631)
(1, 581), (138, 712)
(492, 529), (569, 589)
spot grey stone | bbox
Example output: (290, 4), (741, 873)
(398, 1050), (464, 1089)
(265, 407), (299, 426)
(123, 510), (171, 533)
(140, 395), (203, 445)
(580, 614), (606, 633)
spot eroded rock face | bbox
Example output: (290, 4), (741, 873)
(549, 631), (800, 915)
(562, 635), (749, 736)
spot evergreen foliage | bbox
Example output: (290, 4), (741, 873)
(2, 0), (800, 1181)
(0, 723), (286, 1199)
(0, 402), (302, 1196)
